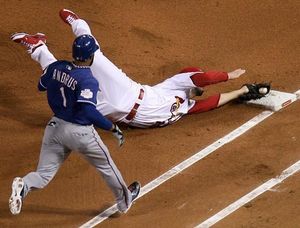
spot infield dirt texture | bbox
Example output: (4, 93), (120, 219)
(0, 1), (299, 227)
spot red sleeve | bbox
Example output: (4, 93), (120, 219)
(190, 71), (228, 87)
(188, 94), (221, 114)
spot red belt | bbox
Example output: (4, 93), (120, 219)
(125, 88), (145, 121)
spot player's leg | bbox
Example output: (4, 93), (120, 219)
(21, 146), (70, 196)
(11, 33), (57, 70)
(60, 11), (230, 91)
(59, 9), (93, 41)
(59, 9), (142, 116)
(70, 125), (136, 213)
(9, 121), (70, 215)
(31, 44), (57, 70)
(23, 122), (71, 195)
(84, 133), (133, 213)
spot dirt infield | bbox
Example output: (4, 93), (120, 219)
(0, 0), (299, 227)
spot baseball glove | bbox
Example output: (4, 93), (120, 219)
(239, 83), (271, 101)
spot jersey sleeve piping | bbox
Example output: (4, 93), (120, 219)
(39, 79), (47, 89)
(77, 100), (97, 106)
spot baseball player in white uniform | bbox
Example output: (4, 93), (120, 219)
(33, 9), (253, 129)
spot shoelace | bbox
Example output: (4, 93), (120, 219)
(20, 37), (44, 53)
(66, 15), (76, 24)
(20, 38), (34, 49)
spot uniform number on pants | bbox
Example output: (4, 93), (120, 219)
(60, 87), (67, 107)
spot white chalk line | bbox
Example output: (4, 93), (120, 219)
(79, 90), (299, 228)
(194, 89), (300, 227)
(196, 160), (300, 228)
(79, 112), (273, 228)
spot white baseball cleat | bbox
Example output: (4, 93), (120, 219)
(59, 9), (79, 25)
(11, 32), (46, 53)
(9, 177), (25, 215)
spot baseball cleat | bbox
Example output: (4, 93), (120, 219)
(128, 181), (141, 202)
(11, 32), (46, 53)
(9, 177), (24, 215)
(59, 9), (79, 25)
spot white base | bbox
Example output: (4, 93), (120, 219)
(246, 90), (297, 111)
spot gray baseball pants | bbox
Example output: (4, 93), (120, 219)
(22, 117), (132, 212)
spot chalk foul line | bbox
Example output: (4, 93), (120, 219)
(79, 111), (273, 227)
(79, 90), (299, 228)
(196, 159), (300, 228)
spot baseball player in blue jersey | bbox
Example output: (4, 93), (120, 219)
(9, 33), (141, 215)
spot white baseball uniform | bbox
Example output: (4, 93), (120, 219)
(71, 19), (197, 128)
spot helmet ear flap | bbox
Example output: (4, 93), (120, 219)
(72, 34), (99, 62)
(89, 54), (95, 66)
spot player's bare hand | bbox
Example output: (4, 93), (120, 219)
(112, 124), (125, 147)
(228, 69), (246, 80)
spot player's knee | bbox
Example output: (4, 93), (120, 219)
(179, 67), (203, 73)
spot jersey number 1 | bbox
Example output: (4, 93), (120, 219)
(60, 87), (67, 107)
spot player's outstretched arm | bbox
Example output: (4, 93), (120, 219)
(190, 68), (244, 87)
(188, 83), (270, 114)
(81, 103), (124, 147)
(217, 86), (249, 107)
(228, 69), (246, 80)
(188, 87), (247, 114)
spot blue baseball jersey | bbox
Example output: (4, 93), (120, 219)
(38, 60), (99, 125)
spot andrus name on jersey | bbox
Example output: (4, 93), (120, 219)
(52, 69), (77, 90)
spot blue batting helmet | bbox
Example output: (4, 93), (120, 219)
(72, 34), (99, 62)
